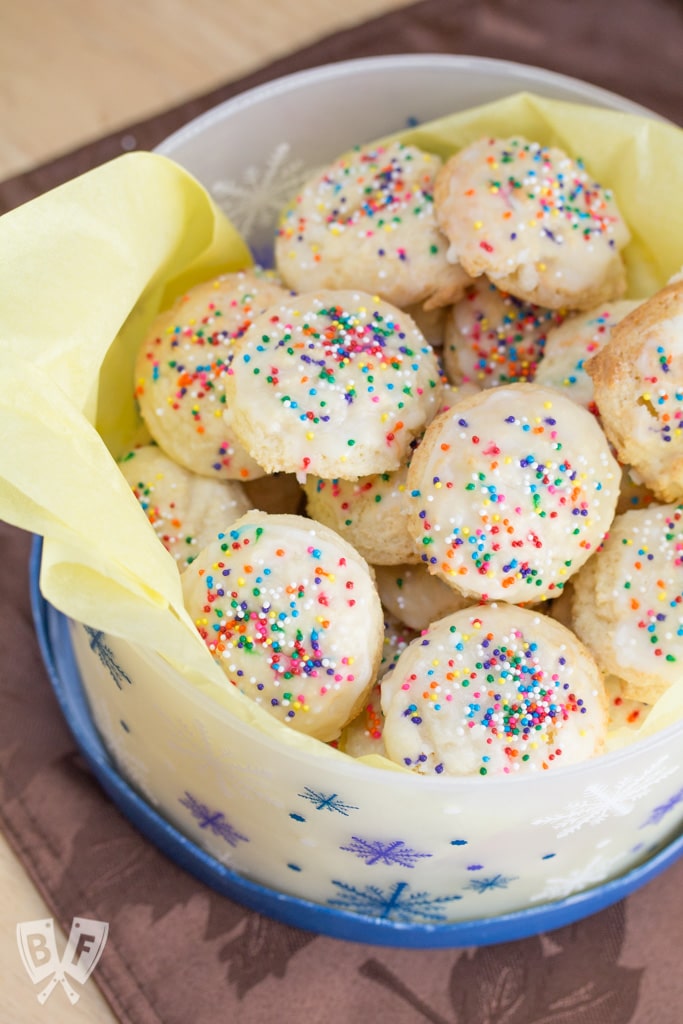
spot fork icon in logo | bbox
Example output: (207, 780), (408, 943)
(16, 916), (109, 1005)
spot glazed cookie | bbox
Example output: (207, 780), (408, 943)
(545, 578), (651, 733)
(534, 300), (642, 411)
(339, 613), (418, 759)
(275, 140), (471, 310)
(373, 562), (472, 633)
(181, 511), (384, 741)
(571, 503), (683, 705)
(604, 676), (651, 733)
(434, 136), (630, 310)
(442, 278), (566, 388)
(587, 280), (683, 501)
(380, 602), (608, 777)
(301, 383), (474, 564)
(119, 445), (251, 567)
(224, 290), (443, 480)
(338, 682), (385, 759)
(406, 383), (621, 603)
(135, 269), (291, 481)
(303, 460), (417, 566)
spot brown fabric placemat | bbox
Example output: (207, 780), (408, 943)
(2, 2), (683, 1022)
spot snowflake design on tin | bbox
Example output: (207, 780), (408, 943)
(340, 836), (432, 868)
(530, 852), (625, 903)
(532, 756), (678, 838)
(298, 787), (358, 816)
(211, 142), (310, 239)
(179, 791), (249, 847)
(465, 873), (518, 894)
(640, 785), (683, 828)
(328, 879), (461, 922)
(84, 626), (132, 689)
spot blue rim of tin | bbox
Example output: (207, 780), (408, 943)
(30, 537), (683, 948)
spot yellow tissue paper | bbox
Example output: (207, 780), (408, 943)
(1, 94), (682, 767)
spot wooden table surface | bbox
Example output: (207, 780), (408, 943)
(0, 2), (411, 1019)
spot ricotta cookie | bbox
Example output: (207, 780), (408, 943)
(373, 562), (472, 633)
(442, 278), (566, 387)
(406, 383), (621, 603)
(571, 503), (683, 705)
(224, 290), (443, 480)
(275, 140), (471, 310)
(294, 379), (474, 564)
(434, 136), (630, 310)
(303, 458), (417, 566)
(588, 279), (683, 501)
(380, 603), (608, 777)
(339, 613), (418, 758)
(119, 445), (250, 567)
(604, 676), (651, 733)
(135, 269), (290, 481)
(534, 299), (641, 411)
(338, 682), (385, 759)
(181, 511), (384, 741)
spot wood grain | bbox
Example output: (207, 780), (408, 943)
(0, 0), (413, 181)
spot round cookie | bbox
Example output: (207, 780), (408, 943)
(303, 460), (417, 566)
(119, 445), (251, 567)
(534, 299), (642, 411)
(339, 613), (418, 759)
(338, 682), (385, 759)
(570, 502), (683, 705)
(224, 290), (443, 481)
(181, 511), (384, 741)
(442, 278), (566, 388)
(275, 140), (471, 310)
(135, 269), (291, 481)
(587, 279), (683, 501)
(406, 383), (621, 603)
(302, 382), (476, 565)
(434, 136), (630, 311)
(604, 676), (651, 733)
(380, 602), (608, 777)
(374, 562), (473, 633)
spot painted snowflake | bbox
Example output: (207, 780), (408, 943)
(465, 873), (518, 894)
(211, 142), (311, 239)
(530, 853), (625, 903)
(298, 787), (358, 816)
(640, 786), (683, 828)
(328, 879), (461, 922)
(179, 791), (249, 847)
(340, 836), (432, 868)
(532, 757), (678, 837)
(85, 626), (132, 689)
